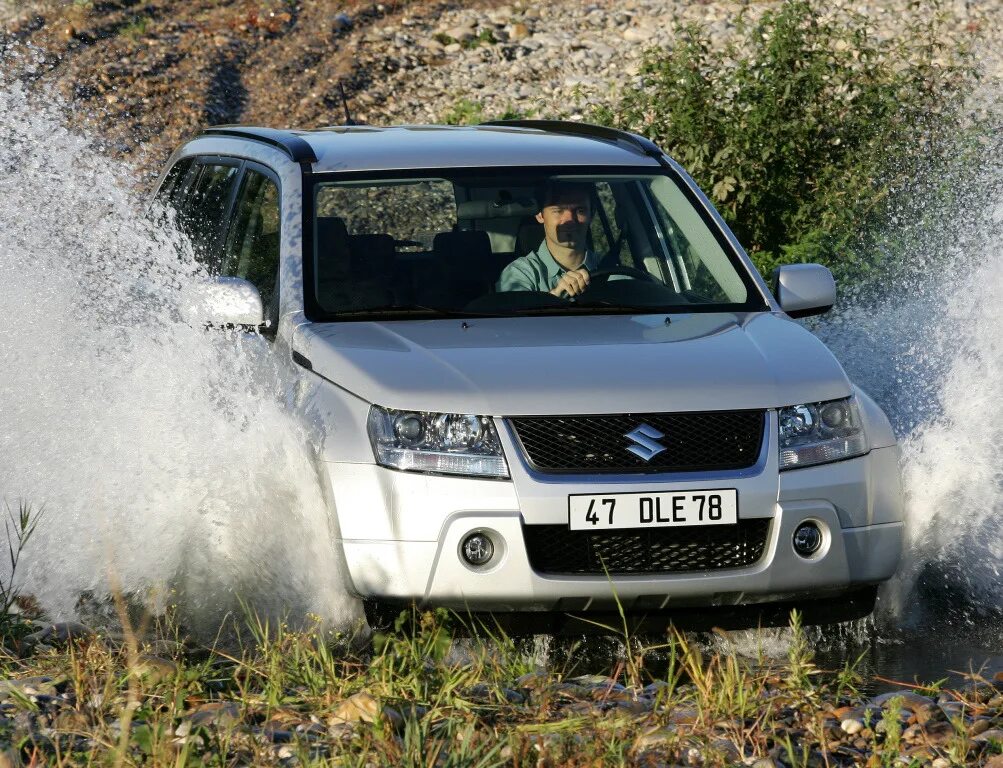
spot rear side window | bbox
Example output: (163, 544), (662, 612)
(177, 161), (240, 271)
(153, 157), (195, 207)
(223, 168), (281, 328)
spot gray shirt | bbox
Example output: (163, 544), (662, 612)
(496, 240), (600, 293)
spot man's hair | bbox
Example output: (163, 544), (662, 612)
(534, 180), (593, 211)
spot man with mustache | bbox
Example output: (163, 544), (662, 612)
(497, 181), (599, 297)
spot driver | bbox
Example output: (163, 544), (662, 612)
(496, 181), (599, 297)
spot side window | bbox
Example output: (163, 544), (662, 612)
(590, 182), (635, 267)
(152, 157), (195, 207)
(223, 168), (281, 329)
(177, 161), (241, 272)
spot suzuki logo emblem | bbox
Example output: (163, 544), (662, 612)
(624, 423), (666, 462)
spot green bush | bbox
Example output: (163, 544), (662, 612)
(591, 0), (982, 281)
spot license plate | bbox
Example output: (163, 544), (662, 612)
(568, 489), (738, 531)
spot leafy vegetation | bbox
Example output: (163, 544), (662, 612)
(442, 98), (528, 126)
(591, 0), (984, 280)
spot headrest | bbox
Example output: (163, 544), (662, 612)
(456, 198), (538, 219)
(347, 233), (395, 279)
(515, 216), (545, 258)
(433, 230), (493, 274)
(315, 216), (350, 281)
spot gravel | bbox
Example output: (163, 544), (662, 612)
(2, 0), (999, 179)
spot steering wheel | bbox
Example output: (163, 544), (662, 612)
(586, 266), (660, 284)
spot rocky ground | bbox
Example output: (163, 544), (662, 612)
(1, 0), (1001, 182)
(4, 618), (1003, 766)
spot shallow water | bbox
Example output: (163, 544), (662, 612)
(0, 63), (1001, 674)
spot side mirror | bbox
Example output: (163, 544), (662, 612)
(187, 277), (265, 328)
(772, 264), (835, 318)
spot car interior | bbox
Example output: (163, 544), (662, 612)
(312, 177), (691, 314)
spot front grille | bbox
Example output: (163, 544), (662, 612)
(509, 411), (765, 474)
(523, 519), (771, 575)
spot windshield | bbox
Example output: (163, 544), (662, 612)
(306, 168), (766, 320)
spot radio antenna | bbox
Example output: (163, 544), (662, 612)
(339, 82), (357, 126)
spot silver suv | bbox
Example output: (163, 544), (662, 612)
(153, 120), (902, 631)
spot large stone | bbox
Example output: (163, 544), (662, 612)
(623, 26), (655, 43)
(23, 622), (95, 648)
(187, 701), (241, 729)
(507, 23), (529, 40)
(869, 690), (935, 712)
(970, 718), (992, 736)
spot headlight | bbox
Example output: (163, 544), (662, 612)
(778, 397), (868, 470)
(367, 406), (509, 478)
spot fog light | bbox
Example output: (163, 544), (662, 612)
(461, 533), (495, 566)
(793, 522), (823, 557)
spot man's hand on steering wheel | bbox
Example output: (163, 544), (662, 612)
(550, 267), (591, 298)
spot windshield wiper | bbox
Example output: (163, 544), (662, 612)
(509, 298), (674, 314)
(326, 304), (490, 319)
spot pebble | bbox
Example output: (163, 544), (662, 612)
(970, 717), (991, 736)
(841, 718), (864, 735)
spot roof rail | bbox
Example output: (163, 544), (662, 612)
(200, 126), (318, 163)
(480, 119), (665, 162)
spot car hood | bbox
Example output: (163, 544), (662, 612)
(292, 312), (851, 416)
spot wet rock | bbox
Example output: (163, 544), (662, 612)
(187, 701), (241, 728)
(332, 12), (352, 32)
(643, 680), (671, 697)
(970, 718), (992, 736)
(634, 726), (675, 749)
(261, 725), (293, 743)
(709, 738), (741, 761)
(23, 622), (95, 649)
(869, 690), (935, 712)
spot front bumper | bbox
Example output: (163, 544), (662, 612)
(325, 443), (903, 612)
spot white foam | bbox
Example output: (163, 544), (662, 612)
(819, 147), (1003, 627)
(0, 73), (362, 637)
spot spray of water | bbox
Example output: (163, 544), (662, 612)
(818, 137), (1003, 636)
(0, 71), (363, 637)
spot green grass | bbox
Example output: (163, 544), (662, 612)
(0, 606), (982, 766)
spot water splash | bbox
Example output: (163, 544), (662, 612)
(0, 71), (363, 637)
(818, 134), (1003, 635)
